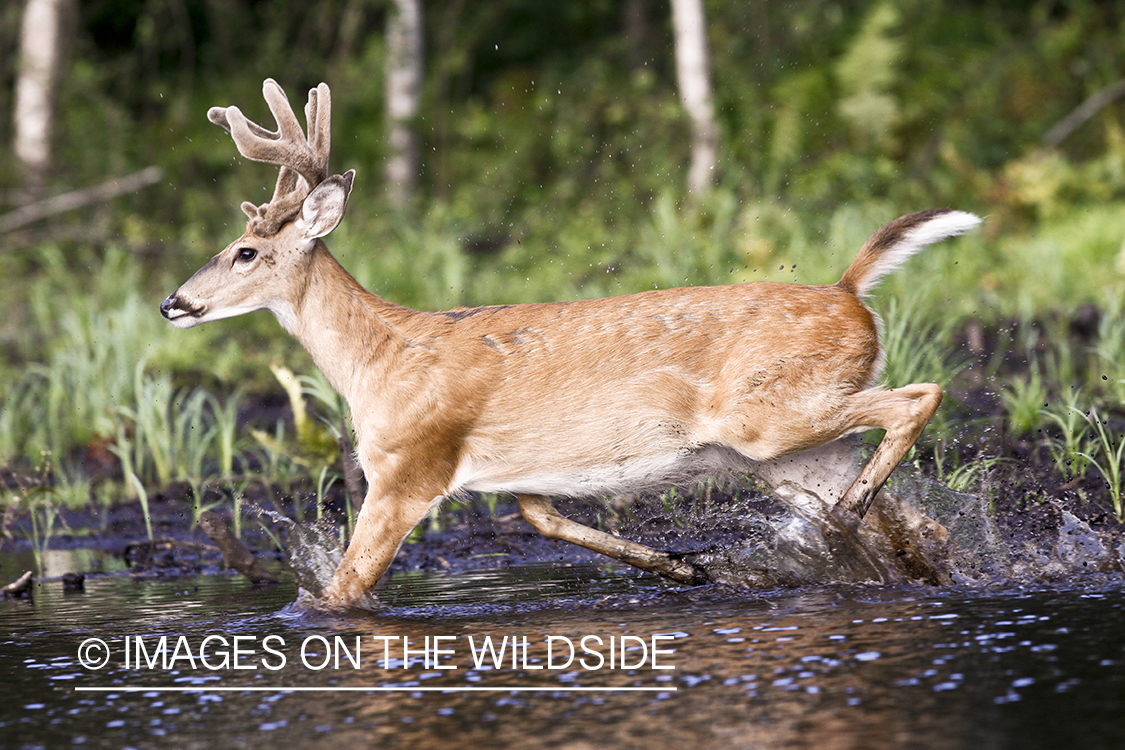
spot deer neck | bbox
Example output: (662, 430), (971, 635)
(277, 242), (411, 404)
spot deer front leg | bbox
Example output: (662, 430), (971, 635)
(516, 494), (710, 585)
(835, 383), (943, 521)
(320, 485), (441, 609)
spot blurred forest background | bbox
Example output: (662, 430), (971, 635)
(3, 0), (1125, 541)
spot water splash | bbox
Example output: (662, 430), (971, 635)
(283, 518), (344, 598)
(681, 482), (896, 587)
(678, 449), (1124, 588)
(265, 436), (1122, 599)
(251, 507), (345, 601)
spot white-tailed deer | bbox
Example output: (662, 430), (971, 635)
(162, 80), (980, 608)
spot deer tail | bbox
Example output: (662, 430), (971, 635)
(838, 209), (981, 298)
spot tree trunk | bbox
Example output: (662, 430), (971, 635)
(385, 0), (424, 207)
(12, 0), (75, 195)
(623, 0), (651, 70)
(670, 0), (718, 196)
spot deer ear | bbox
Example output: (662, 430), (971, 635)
(298, 170), (354, 240)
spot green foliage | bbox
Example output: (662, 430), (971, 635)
(249, 365), (338, 471)
(1, 247), (201, 463)
(835, 2), (904, 152)
(937, 456), (1008, 495)
(879, 294), (970, 447)
(1042, 393), (1094, 482)
(1001, 363), (1049, 436)
(0, 458), (81, 576)
(880, 295), (967, 390)
(1077, 408), (1125, 521)
(1093, 294), (1125, 406)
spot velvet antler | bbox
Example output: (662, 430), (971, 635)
(208, 79), (332, 236)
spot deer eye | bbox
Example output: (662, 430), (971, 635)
(237, 247), (257, 262)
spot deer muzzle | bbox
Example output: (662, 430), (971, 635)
(160, 293), (205, 327)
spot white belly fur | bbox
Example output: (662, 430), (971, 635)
(449, 443), (756, 498)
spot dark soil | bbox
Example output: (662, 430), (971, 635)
(2, 449), (1122, 592)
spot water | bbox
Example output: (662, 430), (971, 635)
(3, 566), (1124, 749)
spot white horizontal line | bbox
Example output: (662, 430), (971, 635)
(74, 685), (675, 693)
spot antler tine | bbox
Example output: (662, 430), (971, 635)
(232, 80), (324, 188)
(208, 79), (334, 236)
(305, 83), (332, 173)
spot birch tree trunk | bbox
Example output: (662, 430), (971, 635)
(12, 0), (75, 194)
(385, 0), (424, 207)
(670, 0), (718, 196)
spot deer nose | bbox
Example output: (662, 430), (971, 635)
(160, 294), (180, 319)
(161, 293), (202, 321)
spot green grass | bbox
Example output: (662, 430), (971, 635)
(1041, 387), (1091, 478)
(1093, 294), (1125, 406)
(939, 456), (1009, 495)
(0, 458), (82, 575)
(1078, 408), (1125, 521)
(1001, 363), (1049, 436)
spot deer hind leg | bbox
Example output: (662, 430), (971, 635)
(515, 494), (710, 585)
(835, 383), (943, 521)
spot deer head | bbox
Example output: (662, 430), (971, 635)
(161, 79), (354, 330)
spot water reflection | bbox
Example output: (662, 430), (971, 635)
(2, 567), (1124, 749)
(3, 547), (131, 579)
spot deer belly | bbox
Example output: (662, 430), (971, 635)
(449, 443), (751, 497)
